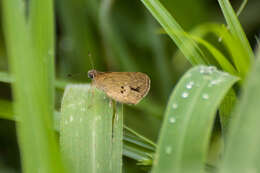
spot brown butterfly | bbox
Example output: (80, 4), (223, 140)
(88, 69), (150, 105)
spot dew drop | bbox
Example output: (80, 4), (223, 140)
(202, 93), (209, 100)
(165, 146), (172, 154)
(172, 103), (178, 109)
(182, 92), (189, 98)
(169, 117), (176, 123)
(200, 67), (205, 74)
(186, 81), (194, 89)
(200, 66), (216, 75)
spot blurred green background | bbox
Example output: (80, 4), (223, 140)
(0, 0), (260, 172)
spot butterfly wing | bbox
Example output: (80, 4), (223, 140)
(92, 72), (150, 104)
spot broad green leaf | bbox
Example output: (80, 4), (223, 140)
(152, 66), (238, 173)
(60, 85), (122, 173)
(218, 45), (260, 173)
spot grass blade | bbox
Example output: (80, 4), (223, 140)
(217, 0), (254, 64)
(152, 66), (238, 173)
(2, 0), (64, 172)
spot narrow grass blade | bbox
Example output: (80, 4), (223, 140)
(152, 66), (238, 173)
(218, 0), (254, 63)
(139, 0), (206, 65)
(60, 85), (123, 173)
(2, 0), (64, 172)
(218, 45), (260, 173)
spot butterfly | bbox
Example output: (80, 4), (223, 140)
(88, 69), (150, 105)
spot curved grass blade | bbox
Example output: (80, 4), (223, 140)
(139, 0), (206, 65)
(152, 66), (238, 173)
(218, 45), (260, 173)
(60, 85), (123, 173)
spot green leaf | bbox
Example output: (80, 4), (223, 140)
(152, 66), (238, 173)
(218, 44), (260, 173)
(60, 85), (123, 173)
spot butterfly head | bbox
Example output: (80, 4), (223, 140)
(88, 69), (97, 79)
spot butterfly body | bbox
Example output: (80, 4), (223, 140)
(88, 70), (150, 104)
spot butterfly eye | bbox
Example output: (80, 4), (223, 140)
(88, 70), (96, 79)
(88, 72), (94, 79)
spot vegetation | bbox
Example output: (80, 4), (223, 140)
(0, 0), (260, 172)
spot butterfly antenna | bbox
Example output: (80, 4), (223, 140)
(88, 52), (95, 70)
